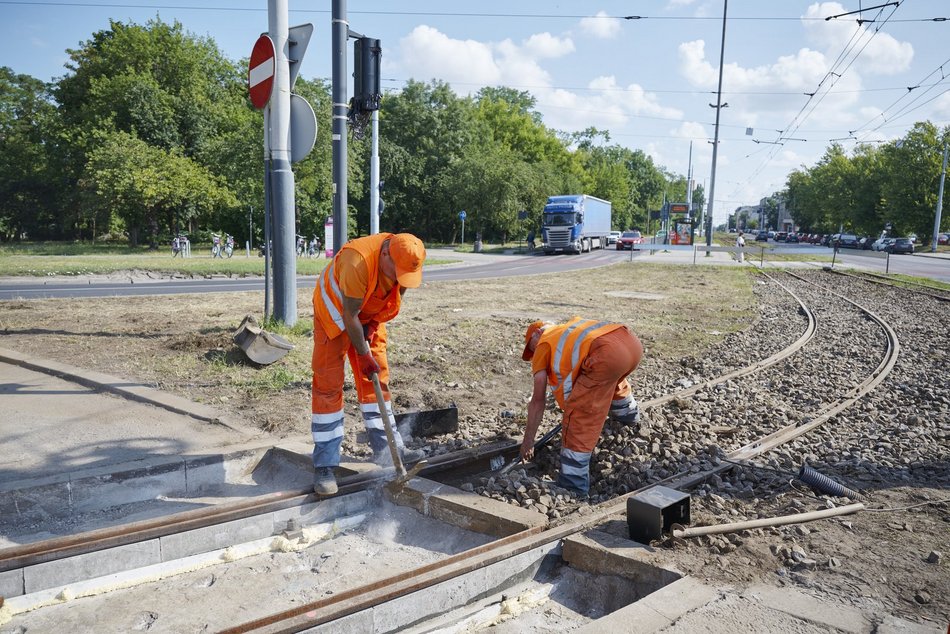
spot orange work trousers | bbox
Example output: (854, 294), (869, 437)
(561, 327), (643, 454)
(311, 319), (390, 414)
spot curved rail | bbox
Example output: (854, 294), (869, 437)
(0, 273), (817, 574)
(223, 271), (904, 633)
(3, 270), (902, 634)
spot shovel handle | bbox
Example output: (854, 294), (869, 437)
(369, 368), (406, 478)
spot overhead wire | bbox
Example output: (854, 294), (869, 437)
(0, 1), (946, 22)
(730, 2), (903, 201)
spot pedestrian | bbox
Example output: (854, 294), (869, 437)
(527, 230), (536, 250)
(310, 232), (427, 495)
(736, 231), (745, 263)
(519, 317), (643, 496)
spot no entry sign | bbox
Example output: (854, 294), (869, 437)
(248, 35), (276, 109)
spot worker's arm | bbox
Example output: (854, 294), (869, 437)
(520, 370), (549, 461)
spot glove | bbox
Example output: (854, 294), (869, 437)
(362, 321), (379, 342)
(357, 351), (380, 377)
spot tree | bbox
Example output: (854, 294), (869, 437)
(0, 68), (57, 240)
(83, 131), (236, 247)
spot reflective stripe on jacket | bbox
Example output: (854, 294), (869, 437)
(312, 233), (402, 339)
(539, 317), (622, 408)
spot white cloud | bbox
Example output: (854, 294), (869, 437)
(522, 33), (574, 59)
(579, 11), (621, 39)
(803, 2), (913, 75)
(394, 26), (684, 135)
(396, 25), (503, 86)
(932, 92), (950, 119)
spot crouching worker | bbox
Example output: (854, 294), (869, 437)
(520, 318), (643, 496)
(311, 233), (427, 495)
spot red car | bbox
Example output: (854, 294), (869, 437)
(616, 230), (644, 250)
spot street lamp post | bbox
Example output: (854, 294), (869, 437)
(931, 143), (948, 253)
(705, 0), (728, 249)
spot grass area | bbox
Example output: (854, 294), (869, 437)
(0, 242), (456, 277)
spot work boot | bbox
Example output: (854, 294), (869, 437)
(313, 467), (338, 496)
(373, 446), (426, 468)
(609, 399), (640, 426)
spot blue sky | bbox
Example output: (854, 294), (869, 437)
(3, 1), (950, 223)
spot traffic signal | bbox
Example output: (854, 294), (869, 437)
(353, 38), (381, 113)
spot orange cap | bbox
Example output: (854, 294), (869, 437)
(389, 233), (426, 288)
(522, 320), (545, 361)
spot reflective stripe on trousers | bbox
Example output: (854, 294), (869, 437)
(361, 401), (405, 455)
(312, 410), (344, 468)
(558, 447), (591, 494)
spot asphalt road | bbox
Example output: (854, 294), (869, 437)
(1, 244), (947, 300)
(0, 248), (628, 300)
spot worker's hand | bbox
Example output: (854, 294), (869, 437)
(357, 351), (380, 377)
(519, 435), (535, 462)
(362, 321), (379, 342)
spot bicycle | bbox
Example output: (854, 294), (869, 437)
(223, 235), (234, 258)
(211, 234), (222, 258)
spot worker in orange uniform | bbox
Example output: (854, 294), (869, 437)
(311, 232), (427, 495)
(520, 318), (643, 496)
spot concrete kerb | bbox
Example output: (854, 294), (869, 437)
(0, 346), (259, 437)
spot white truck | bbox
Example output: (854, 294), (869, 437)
(540, 194), (612, 254)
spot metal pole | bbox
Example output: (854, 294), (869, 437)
(705, 0), (728, 249)
(269, 0), (297, 325)
(370, 109), (380, 234)
(332, 0), (349, 253)
(931, 143), (948, 253)
(263, 105), (272, 318)
(461, 218), (465, 245)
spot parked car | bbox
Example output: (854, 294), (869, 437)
(872, 237), (894, 251)
(755, 230), (769, 242)
(784, 233), (799, 243)
(607, 231), (622, 246)
(938, 233), (949, 245)
(653, 230), (669, 244)
(886, 237), (915, 255)
(616, 230), (644, 250)
(858, 236), (874, 250)
(821, 234), (834, 247)
(837, 234), (859, 248)
(775, 231), (787, 242)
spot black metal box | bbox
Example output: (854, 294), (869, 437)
(627, 486), (690, 543)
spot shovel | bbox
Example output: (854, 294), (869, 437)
(369, 370), (427, 489)
(489, 423), (562, 475)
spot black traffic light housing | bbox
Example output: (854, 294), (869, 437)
(353, 38), (381, 113)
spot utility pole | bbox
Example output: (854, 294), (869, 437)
(268, 0), (297, 325)
(331, 0), (348, 255)
(705, 0), (728, 249)
(370, 109), (380, 234)
(931, 142), (948, 253)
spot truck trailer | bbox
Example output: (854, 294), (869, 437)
(540, 195), (612, 254)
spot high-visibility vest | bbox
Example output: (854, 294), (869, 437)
(539, 317), (622, 407)
(312, 233), (402, 339)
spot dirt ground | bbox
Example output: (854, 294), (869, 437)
(0, 261), (947, 630)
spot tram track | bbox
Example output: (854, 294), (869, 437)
(219, 269), (904, 633)
(0, 268), (907, 632)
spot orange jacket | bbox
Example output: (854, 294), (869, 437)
(536, 317), (622, 408)
(313, 233), (402, 339)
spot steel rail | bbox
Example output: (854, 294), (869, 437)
(222, 269), (901, 633)
(6, 270), (888, 634)
(0, 274), (815, 574)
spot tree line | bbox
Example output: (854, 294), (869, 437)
(785, 122), (948, 240)
(0, 18), (702, 248)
